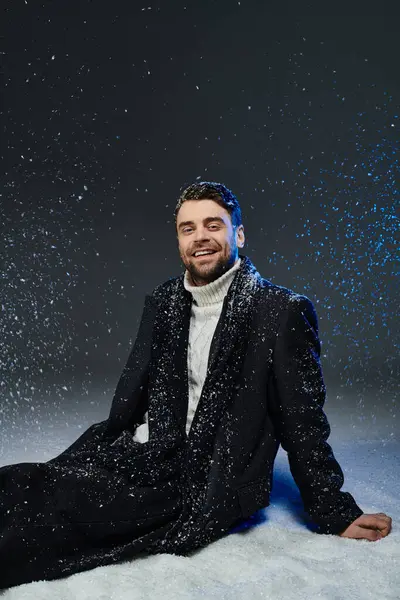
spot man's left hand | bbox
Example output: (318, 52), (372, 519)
(339, 512), (392, 541)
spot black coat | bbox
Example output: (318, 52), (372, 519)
(0, 258), (364, 589)
(101, 272), (364, 540)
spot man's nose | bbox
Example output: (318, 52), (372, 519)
(193, 228), (210, 241)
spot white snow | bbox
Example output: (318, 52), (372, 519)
(1, 402), (399, 599)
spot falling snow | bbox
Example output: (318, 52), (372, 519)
(0, 4), (398, 597)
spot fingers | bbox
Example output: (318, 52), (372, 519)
(376, 513), (392, 527)
(340, 512), (393, 541)
(372, 514), (392, 536)
(357, 513), (392, 535)
(348, 527), (384, 542)
(366, 530), (384, 542)
(343, 527), (384, 542)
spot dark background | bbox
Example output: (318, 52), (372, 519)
(1, 3), (398, 454)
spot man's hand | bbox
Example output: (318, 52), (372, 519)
(339, 513), (392, 541)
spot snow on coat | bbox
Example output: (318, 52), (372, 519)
(0, 254), (363, 589)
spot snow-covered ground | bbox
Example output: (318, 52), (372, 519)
(1, 396), (399, 599)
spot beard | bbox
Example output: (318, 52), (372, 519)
(185, 248), (238, 285)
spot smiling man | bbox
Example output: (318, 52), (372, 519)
(0, 181), (392, 589)
(177, 201), (244, 285)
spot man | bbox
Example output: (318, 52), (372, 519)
(0, 181), (392, 589)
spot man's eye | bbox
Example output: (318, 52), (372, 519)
(183, 225), (219, 233)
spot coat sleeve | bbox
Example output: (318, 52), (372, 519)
(53, 293), (158, 459)
(270, 294), (364, 535)
(104, 293), (158, 437)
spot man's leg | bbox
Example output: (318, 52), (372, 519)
(0, 457), (182, 589)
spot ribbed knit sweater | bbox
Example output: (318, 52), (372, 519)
(132, 257), (242, 442)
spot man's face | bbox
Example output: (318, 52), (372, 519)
(176, 199), (245, 286)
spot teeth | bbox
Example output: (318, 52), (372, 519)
(195, 250), (214, 256)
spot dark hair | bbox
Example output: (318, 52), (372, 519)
(174, 181), (243, 229)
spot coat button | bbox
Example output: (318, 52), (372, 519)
(205, 519), (215, 530)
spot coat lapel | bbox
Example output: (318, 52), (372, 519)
(151, 286), (231, 442)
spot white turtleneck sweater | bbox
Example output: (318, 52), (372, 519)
(132, 256), (242, 442)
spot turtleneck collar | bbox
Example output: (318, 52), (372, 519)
(183, 256), (242, 307)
